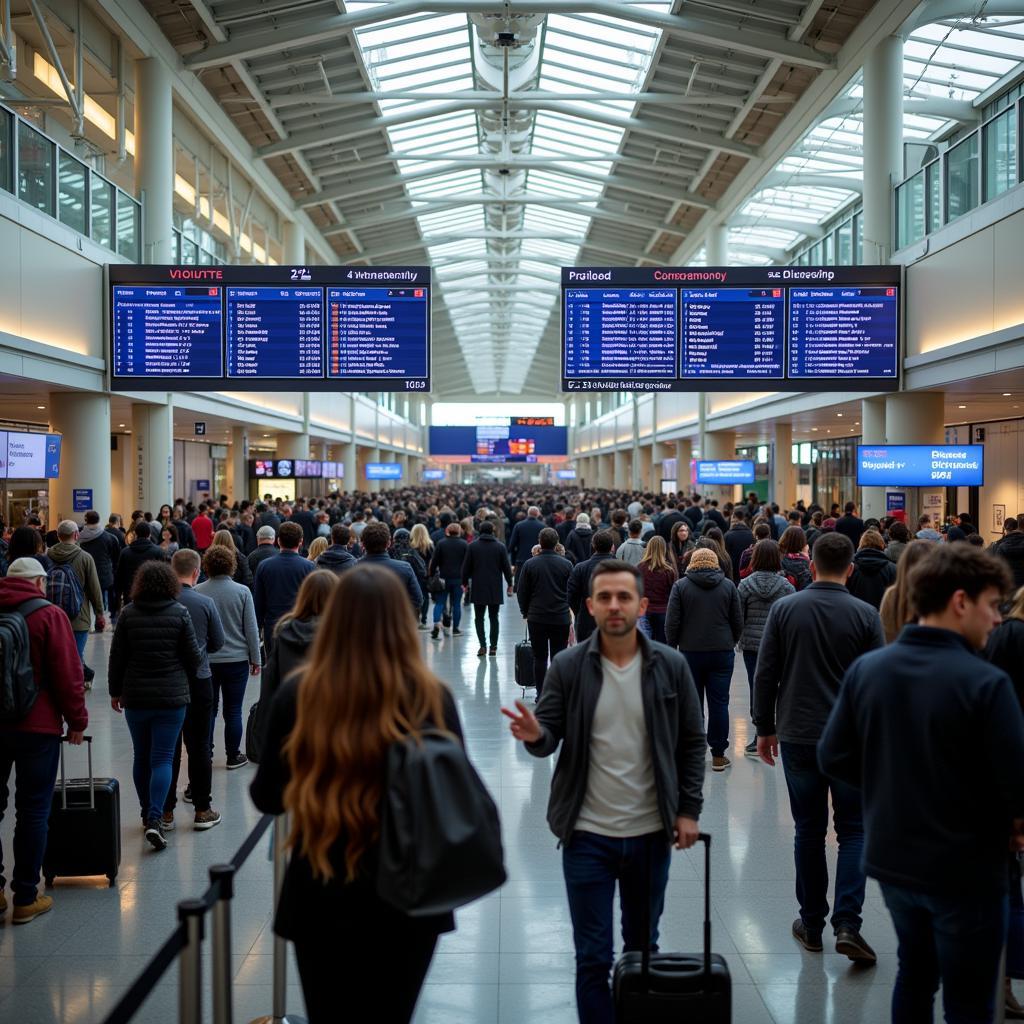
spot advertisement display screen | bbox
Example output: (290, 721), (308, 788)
(561, 266), (901, 392)
(423, 469), (446, 480)
(857, 445), (984, 486)
(429, 422), (568, 463)
(109, 265), (431, 392)
(695, 460), (756, 485)
(321, 461), (342, 479)
(0, 432), (62, 479)
(292, 460), (323, 478)
(366, 463), (403, 480)
(556, 469), (578, 479)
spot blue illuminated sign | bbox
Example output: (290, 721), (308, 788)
(696, 460), (756, 485)
(681, 288), (784, 379)
(857, 445), (984, 486)
(366, 463), (403, 480)
(0, 432), (62, 479)
(226, 287), (324, 378)
(423, 469), (446, 480)
(556, 469), (577, 479)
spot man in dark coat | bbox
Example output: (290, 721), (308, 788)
(316, 523), (358, 574)
(508, 507), (545, 578)
(567, 530), (618, 644)
(994, 518), (1024, 589)
(834, 501), (866, 549)
(253, 522), (315, 654)
(113, 522), (167, 607)
(461, 521), (513, 656)
(724, 513), (755, 584)
(359, 522), (423, 613)
(79, 510), (121, 618)
(290, 500), (317, 549)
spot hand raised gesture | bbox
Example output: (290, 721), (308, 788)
(501, 700), (542, 744)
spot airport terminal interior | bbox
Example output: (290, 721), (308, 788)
(2, 0), (1024, 1021)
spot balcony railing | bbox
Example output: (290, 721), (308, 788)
(0, 100), (141, 261)
(896, 96), (1022, 250)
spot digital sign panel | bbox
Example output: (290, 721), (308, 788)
(109, 265), (431, 392)
(423, 469), (446, 480)
(696, 460), (756, 485)
(555, 469), (578, 480)
(366, 463), (403, 480)
(561, 266), (901, 392)
(0, 432), (62, 479)
(429, 422), (568, 463)
(857, 445), (984, 486)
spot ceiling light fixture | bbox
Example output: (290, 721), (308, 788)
(1004, 393), (1012, 397)
(36, 405), (45, 410)
(958, 404), (967, 409)
(836, 413), (843, 417)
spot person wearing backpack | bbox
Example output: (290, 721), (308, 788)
(47, 521), (105, 688)
(0, 557), (87, 924)
(250, 564), (468, 1024)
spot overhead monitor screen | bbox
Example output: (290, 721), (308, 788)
(561, 266), (901, 392)
(556, 469), (578, 480)
(366, 462), (403, 480)
(696, 460), (756, 485)
(0, 432), (62, 479)
(423, 469), (446, 480)
(109, 265), (431, 392)
(429, 422), (568, 464)
(857, 445), (984, 486)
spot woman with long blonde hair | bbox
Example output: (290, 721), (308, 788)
(250, 564), (463, 1023)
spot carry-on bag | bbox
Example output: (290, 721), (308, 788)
(613, 832), (731, 1022)
(514, 629), (534, 690)
(43, 736), (121, 887)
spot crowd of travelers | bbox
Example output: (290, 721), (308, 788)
(1, 482), (1024, 1023)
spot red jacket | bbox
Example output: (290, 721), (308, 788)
(192, 514), (214, 551)
(0, 577), (87, 735)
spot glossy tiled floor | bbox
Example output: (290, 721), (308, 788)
(0, 602), (947, 1023)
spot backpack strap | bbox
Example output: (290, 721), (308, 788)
(15, 598), (51, 618)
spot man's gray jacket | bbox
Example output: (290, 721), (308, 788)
(526, 630), (706, 844)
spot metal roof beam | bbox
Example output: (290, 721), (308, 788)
(185, 0), (832, 71)
(729, 214), (823, 240)
(905, 0), (1024, 34)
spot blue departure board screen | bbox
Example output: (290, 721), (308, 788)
(681, 288), (784, 379)
(112, 286), (223, 378)
(561, 266), (901, 392)
(108, 265), (431, 392)
(429, 423), (568, 463)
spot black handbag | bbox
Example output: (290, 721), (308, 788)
(377, 730), (506, 916)
(427, 572), (445, 596)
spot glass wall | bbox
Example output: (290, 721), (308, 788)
(58, 151), (88, 235)
(812, 437), (859, 513)
(945, 133), (979, 222)
(0, 107), (11, 196)
(17, 121), (54, 215)
(90, 174), (114, 250)
(896, 169), (925, 248)
(117, 191), (140, 261)
(983, 105), (1017, 201)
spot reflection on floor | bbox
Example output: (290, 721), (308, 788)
(0, 601), (945, 1023)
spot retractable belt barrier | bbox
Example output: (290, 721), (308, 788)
(100, 813), (307, 1024)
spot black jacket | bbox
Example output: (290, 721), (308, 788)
(564, 526), (594, 565)
(79, 527), (120, 590)
(754, 582), (884, 743)
(985, 618), (1024, 708)
(429, 536), (469, 581)
(291, 510), (316, 548)
(114, 539), (168, 603)
(316, 545), (357, 575)
(250, 675), (463, 940)
(526, 630), (706, 843)
(461, 535), (512, 606)
(508, 517), (545, 566)
(252, 616), (319, 757)
(723, 526), (754, 582)
(834, 513), (866, 548)
(567, 553), (618, 643)
(995, 532), (1024, 590)
(846, 548), (897, 609)
(819, 626), (1024, 893)
(517, 550), (573, 625)
(107, 598), (203, 709)
(656, 510), (686, 544)
(248, 545), (278, 576)
(664, 567), (743, 652)
(781, 553), (813, 592)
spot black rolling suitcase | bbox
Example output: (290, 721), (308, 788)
(514, 629), (534, 691)
(43, 736), (121, 887)
(613, 832), (731, 1022)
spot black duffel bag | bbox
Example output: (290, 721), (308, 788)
(377, 729), (505, 916)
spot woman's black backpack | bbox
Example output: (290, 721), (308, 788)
(377, 730), (506, 916)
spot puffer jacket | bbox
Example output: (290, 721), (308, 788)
(665, 566), (743, 652)
(316, 544), (357, 575)
(884, 540), (907, 565)
(565, 526), (594, 564)
(781, 552), (813, 592)
(738, 571), (795, 651)
(107, 598), (203, 709)
(847, 547), (898, 609)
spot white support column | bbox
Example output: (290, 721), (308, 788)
(703, 429), (737, 505)
(283, 221), (306, 265)
(861, 396), (887, 520)
(132, 400), (174, 514)
(135, 58), (174, 263)
(613, 448), (628, 490)
(674, 438), (692, 493)
(276, 432), (309, 460)
(597, 453), (613, 490)
(772, 421), (795, 509)
(343, 438), (358, 493)
(639, 445), (654, 492)
(229, 425), (249, 503)
(630, 397), (641, 491)
(50, 393), (112, 524)
(886, 391), (945, 527)
(862, 36), (904, 264)
(705, 223), (729, 266)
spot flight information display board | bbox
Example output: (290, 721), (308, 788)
(561, 266), (901, 392)
(429, 423), (568, 463)
(108, 265), (431, 392)
(696, 460), (756, 485)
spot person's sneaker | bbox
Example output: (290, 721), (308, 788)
(83, 665), (95, 683)
(12, 895), (53, 925)
(144, 820), (167, 851)
(226, 753), (248, 770)
(711, 755), (731, 772)
(418, 622), (430, 631)
(835, 928), (877, 965)
(194, 809), (222, 831)
(745, 739), (759, 758)
(792, 918), (823, 952)
(452, 627), (462, 636)
(182, 786), (193, 804)
(160, 812), (176, 832)
(477, 646), (487, 657)
(488, 646), (497, 657)
(431, 625), (440, 640)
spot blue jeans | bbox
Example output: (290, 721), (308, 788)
(73, 629), (88, 662)
(0, 732), (61, 905)
(645, 611), (667, 644)
(209, 661), (250, 759)
(683, 649), (734, 757)
(124, 707), (187, 823)
(780, 741), (865, 933)
(563, 830), (671, 1024)
(882, 882), (1007, 1024)
(432, 580), (462, 628)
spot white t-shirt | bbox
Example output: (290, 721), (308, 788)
(575, 652), (663, 837)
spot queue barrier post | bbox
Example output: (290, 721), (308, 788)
(209, 863), (236, 1024)
(178, 899), (206, 1024)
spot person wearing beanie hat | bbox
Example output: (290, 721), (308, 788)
(0, 553), (87, 924)
(665, 542), (743, 771)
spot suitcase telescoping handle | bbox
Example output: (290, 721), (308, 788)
(59, 735), (95, 811)
(641, 831), (713, 980)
